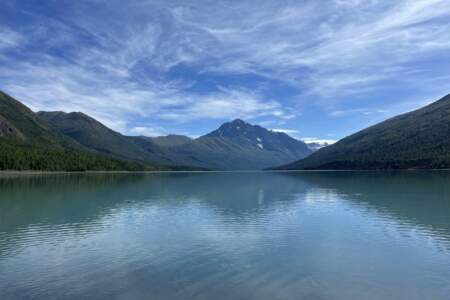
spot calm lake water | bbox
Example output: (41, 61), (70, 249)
(1, 171), (450, 300)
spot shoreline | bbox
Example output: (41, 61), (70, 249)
(1, 168), (450, 176)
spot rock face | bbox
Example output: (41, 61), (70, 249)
(0, 115), (23, 139)
(277, 94), (450, 170)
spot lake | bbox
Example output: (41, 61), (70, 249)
(1, 171), (450, 299)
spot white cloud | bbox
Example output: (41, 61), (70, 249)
(302, 137), (337, 144)
(1, 0), (450, 134)
(129, 126), (166, 137)
(0, 26), (24, 49)
(157, 88), (292, 122)
(329, 108), (387, 117)
(0, 56), (291, 132)
(271, 128), (300, 134)
(162, 0), (450, 96)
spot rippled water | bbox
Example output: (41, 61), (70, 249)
(1, 171), (450, 300)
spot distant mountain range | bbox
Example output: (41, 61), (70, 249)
(38, 113), (312, 170)
(0, 91), (311, 171)
(276, 94), (450, 170)
(4, 90), (450, 172)
(37, 111), (177, 166)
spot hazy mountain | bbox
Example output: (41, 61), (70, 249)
(170, 119), (312, 170)
(0, 91), (147, 171)
(277, 94), (450, 170)
(151, 135), (192, 147)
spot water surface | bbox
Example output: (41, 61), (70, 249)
(1, 171), (450, 299)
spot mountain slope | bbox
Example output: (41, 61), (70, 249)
(37, 111), (206, 170)
(0, 91), (147, 171)
(37, 111), (174, 165)
(151, 135), (192, 148)
(277, 94), (450, 170)
(38, 112), (311, 170)
(0, 91), (82, 149)
(170, 119), (312, 170)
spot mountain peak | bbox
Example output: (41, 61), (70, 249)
(230, 118), (247, 125)
(204, 119), (256, 138)
(227, 118), (252, 130)
(198, 118), (311, 168)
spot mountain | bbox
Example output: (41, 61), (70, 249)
(38, 111), (311, 170)
(37, 111), (208, 170)
(0, 92), (80, 149)
(277, 94), (450, 170)
(151, 135), (192, 148)
(0, 91), (148, 171)
(169, 119), (312, 170)
(3, 90), (311, 171)
(38, 111), (173, 164)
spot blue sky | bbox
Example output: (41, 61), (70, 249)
(1, 0), (450, 143)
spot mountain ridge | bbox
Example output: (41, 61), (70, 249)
(276, 93), (450, 170)
(172, 118), (312, 170)
(37, 111), (175, 165)
(34, 101), (312, 170)
(0, 91), (153, 171)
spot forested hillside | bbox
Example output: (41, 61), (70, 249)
(0, 91), (156, 171)
(276, 94), (450, 170)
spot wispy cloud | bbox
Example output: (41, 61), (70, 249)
(0, 53), (291, 132)
(157, 88), (294, 122)
(302, 137), (337, 145)
(0, 0), (449, 137)
(129, 126), (167, 137)
(329, 108), (387, 117)
(0, 26), (24, 49)
(164, 0), (450, 95)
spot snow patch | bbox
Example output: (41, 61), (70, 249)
(257, 143), (264, 149)
(257, 137), (262, 142)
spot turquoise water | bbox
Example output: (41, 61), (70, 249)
(1, 172), (450, 299)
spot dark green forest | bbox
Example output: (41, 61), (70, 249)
(0, 141), (148, 171)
